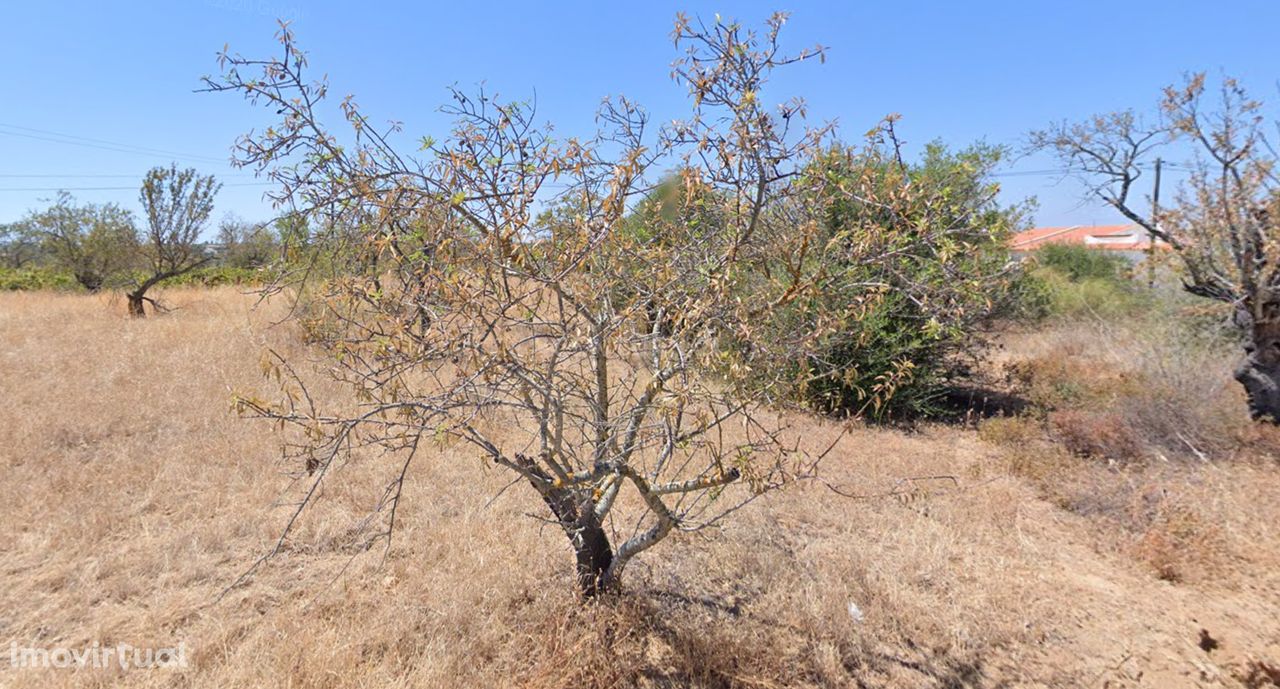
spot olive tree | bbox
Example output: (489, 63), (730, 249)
(129, 164), (221, 316)
(28, 191), (138, 292)
(206, 14), (855, 596)
(0, 221), (42, 269)
(1033, 75), (1280, 422)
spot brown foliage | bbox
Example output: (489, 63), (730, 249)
(1048, 409), (1144, 460)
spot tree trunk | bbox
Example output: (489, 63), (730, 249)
(514, 454), (616, 597)
(127, 273), (169, 318)
(1228, 350), (1280, 420)
(1236, 340), (1280, 423)
(127, 291), (147, 317)
(547, 498), (614, 597)
(1228, 306), (1280, 424)
(1223, 303), (1280, 420)
(568, 512), (615, 598)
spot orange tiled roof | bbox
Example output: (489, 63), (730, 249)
(1011, 224), (1166, 251)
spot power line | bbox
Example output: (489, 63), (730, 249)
(0, 123), (232, 166)
(0, 173), (256, 179)
(0, 123), (232, 163)
(0, 182), (275, 192)
(989, 163), (1196, 179)
(989, 169), (1069, 178)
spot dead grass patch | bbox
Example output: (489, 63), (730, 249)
(1, 288), (1278, 687)
(982, 309), (1280, 588)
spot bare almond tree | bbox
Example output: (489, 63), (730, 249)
(1032, 74), (1280, 422)
(129, 164), (221, 316)
(206, 14), (852, 597)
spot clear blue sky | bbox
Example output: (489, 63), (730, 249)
(2, 0), (1278, 231)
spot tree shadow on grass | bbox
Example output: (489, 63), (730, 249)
(617, 588), (996, 689)
(931, 384), (1032, 426)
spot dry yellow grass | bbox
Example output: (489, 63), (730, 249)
(1, 287), (1279, 688)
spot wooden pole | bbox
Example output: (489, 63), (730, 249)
(1148, 157), (1161, 288)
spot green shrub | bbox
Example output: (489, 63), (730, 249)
(783, 139), (1029, 420)
(802, 290), (954, 418)
(1010, 246), (1150, 322)
(0, 267), (81, 291)
(0, 264), (267, 292)
(163, 265), (266, 287)
(1005, 268), (1055, 321)
(1035, 269), (1148, 319)
(566, 136), (1028, 423)
(1035, 244), (1129, 281)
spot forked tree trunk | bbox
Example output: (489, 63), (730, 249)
(514, 454), (616, 597)
(544, 492), (615, 597)
(127, 273), (170, 318)
(1237, 330), (1280, 424)
(127, 291), (147, 317)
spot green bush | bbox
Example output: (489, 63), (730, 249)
(1034, 244), (1129, 281)
(558, 137), (1029, 422)
(1005, 268), (1056, 321)
(0, 267), (81, 291)
(1011, 246), (1148, 322)
(163, 265), (266, 287)
(0, 264), (267, 292)
(784, 139), (1029, 420)
(801, 289), (959, 419)
(1035, 269), (1148, 319)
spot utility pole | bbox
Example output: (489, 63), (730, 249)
(1148, 157), (1162, 288)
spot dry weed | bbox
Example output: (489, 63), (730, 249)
(1, 288), (1278, 688)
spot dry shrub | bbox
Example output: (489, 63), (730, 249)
(1131, 501), (1229, 583)
(980, 416), (1077, 489)
(1228, 421), (1280, 455)
(987, 422), (1234, 584)
(980, 411), (1235, 584)
(999, 298), (1276, 464)
(1048, 409), (1144, 460)
(1113, 345), (1261, 460)
(1236, 659), (1280, 688)
(992, 432), (1123, 517)
(498, 594), (868, 689)
(1007, 350), (1139, 410)
(974, 415), (1039, 447)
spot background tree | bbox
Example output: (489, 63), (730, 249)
(207, 15), (854, 597)
(598, 174), (727, 336)
(216, 214), (279, 268)
(0, 220), (43, 269)
(129, 164), (221, 316)
(28, 191), (137, 292)
(1032, 74), (1280, 422)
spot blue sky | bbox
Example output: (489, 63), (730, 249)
(2, 0), (1278, 231)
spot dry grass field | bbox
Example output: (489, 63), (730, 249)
(2, 287), (1280, 688)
